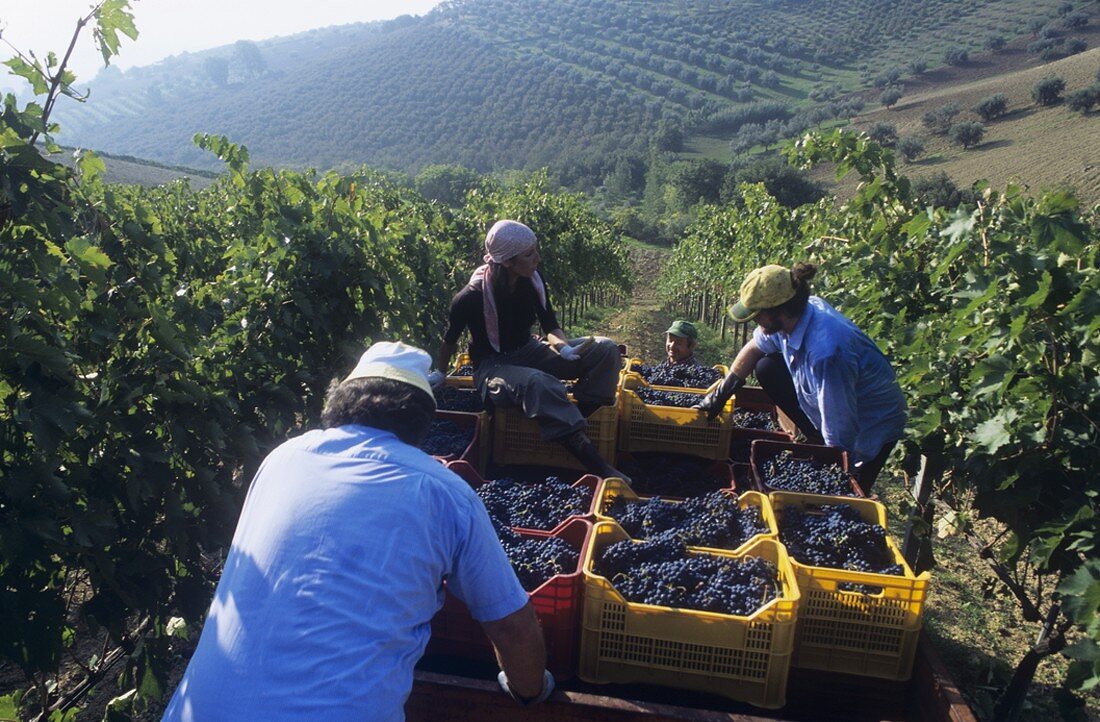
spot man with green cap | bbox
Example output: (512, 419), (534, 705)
(665, 319), (702, 366)
(695, 263), (907, 492)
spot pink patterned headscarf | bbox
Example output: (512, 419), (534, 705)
(468, 220), (548, 352)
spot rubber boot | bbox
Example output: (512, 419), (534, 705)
(559, 430), (632, 484)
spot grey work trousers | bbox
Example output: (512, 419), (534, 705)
(475, 337), (620, 442)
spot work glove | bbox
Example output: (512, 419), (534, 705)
(427, 370), (446, 390)
(692, 370), (744, 421)
(557, 336), (595, 362)
(497, 669), (555, 706)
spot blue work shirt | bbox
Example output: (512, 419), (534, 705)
(753, 296), (907, 464)
(162, 425), (528, 722)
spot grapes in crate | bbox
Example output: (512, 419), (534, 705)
(636, 386), (703, 409)
(594, 532), (779, 615)
(450, 364), (475, 376)
(477, 475), (592, 530)
(618, 453), (728, 497)
(434, 385), (485, 412)
(500, 536), (579, 592)
(631, 362), (723, 389)
(761, 449), (857, 496)
(605, 491), (768, 549)
(778, 503), (903, 591)
(419, 419), (472, 457)
(730, 409), (780, 432)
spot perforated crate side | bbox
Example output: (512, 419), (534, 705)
(493, 402), (617, 471)
(770, 491), (931, 680)
(616, 378), (734, 460)
(578, 522), (798, 709)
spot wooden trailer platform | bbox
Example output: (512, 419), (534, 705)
(409, 632), (977, 722)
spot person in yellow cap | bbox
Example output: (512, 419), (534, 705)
(695, 263), (907, 492)
(163, 341), (553, 721)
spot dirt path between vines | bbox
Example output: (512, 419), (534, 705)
(603, 244), (674, 363)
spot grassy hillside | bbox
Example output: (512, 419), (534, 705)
(51, 149), (218, 188)
(843, 45), (1100, 205)
(50, 0), (1091, 181)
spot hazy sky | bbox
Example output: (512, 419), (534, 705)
(1, 0), (441, 86)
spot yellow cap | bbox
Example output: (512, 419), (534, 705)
(728, 265), (795, 322)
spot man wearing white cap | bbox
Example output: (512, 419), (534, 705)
(437, 219), (629, 481)
(163, 342), (552, 721)
(695, 263), (907, 493)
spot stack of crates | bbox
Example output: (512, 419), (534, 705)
(493, 400), (617, 471)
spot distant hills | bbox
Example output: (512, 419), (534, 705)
(53, 0), (1096, 184)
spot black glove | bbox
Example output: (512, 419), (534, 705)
(692, 370), (744, 421)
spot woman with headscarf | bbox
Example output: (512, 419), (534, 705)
(436, 220), (628, 481)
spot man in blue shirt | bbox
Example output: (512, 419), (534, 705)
(162, 342), (551, 721)
(696, 264), (907, 492)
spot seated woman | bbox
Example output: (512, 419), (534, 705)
(436, 219), (629, 481)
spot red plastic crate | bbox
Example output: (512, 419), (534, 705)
(445, 460), (601, 534)
(751, 439), (864, 497)
(427, 517), (592, 680)
(426, 410), (489, 473)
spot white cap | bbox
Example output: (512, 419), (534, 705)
(344, 341), (435, 404)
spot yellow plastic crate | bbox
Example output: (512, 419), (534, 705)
(620, 359), (729, 390)
(770, 491), (931, 680)
(616, 375), (734, 459)
(492, 400), (617, 471)
(595, 478), (778, 555)
(579, 522), (799, 708)
(445, 352), (475, 389)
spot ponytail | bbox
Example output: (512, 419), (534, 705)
(775, 262), (816, 317)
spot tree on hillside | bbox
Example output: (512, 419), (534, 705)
(202, 56), (229, 88)
(720, 157), (825, 209)
(897, 135), (925, 162)
(907, 58), (928, 75)
(1032, 74), (1066, 106)
(1062, 10), (1089, 29)
(880, 86), (903, 109)
(975, 93), (1009, 121)
(912, 171), (977, 209)
(867, 121), (898, 147)
(984, 35), (1007, 52)
(1066, 85), (1100, 113)
(1064, 38), (1088, 55)
(653, 121), (684, 152)
(943, 46), (969, 66)
(948, 120), (985, 149)
(922, 101), (962, 135)
(233, 40), (267, 79)
(414, 164), (483, 207)
(670, 159), (725, 208)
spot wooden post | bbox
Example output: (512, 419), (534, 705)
(902, 451), (942, 574)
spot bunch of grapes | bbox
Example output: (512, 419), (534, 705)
(500, 536), (579, 592)
(730, 409), (780, 431)
(631, 362), (723, 389)
(594, 532), (779, 615)
(778, 504), (903, 577)
(434, 385), (485, 412)
(618, 453), (728, 497)
(636, 386), (704, 408)
(450, 364), (475, 377)
(760, 450), (857, 496)
(419, 419), (473, 457)
(606, 491), (768, 549)
(477, 475), (592, 530)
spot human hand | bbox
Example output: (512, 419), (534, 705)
(427, 370), (446, 390)
(557, 336), (594, 362)
(691, 371), (744, 421)
(497, 669), (555, 706)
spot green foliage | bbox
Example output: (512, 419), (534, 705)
(975, 93), (1009, 121)
(896, 134), (925, 162)
(880, 86), (904, 109)
(867, 122), (899, 147)
(1066, 85), (1100, 113)
(948, 120), (986, 148)
(414, 164), (485, 207)
(662, 128), (1100, 703)
(943, 45), (970, 66)
(923, 101), (963, 135)
(1033, 74), (1067, 106)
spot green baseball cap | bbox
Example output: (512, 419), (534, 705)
(665, 319), (698, 340)
(728, 265), (796, 322)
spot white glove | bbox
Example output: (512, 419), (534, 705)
(427, 370), (446, 390)
(497, 669), (555, 706)
(558, 344), (582, 362)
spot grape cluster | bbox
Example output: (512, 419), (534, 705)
(419, 419), (473, 457)
(501, 536), (579, 592)
(778, 504), (903, 578)
(760, 450), (857, 496)
(434, 385), (486, 412)
(605, 491), (767, 549)
(636, 386), (703, 408)
(618, 453), (728, 497)
(631, 362), (722, 389)
(594, 532), (779, 615)
(477, 475), (593, 530)
(449, 364), (475, 377)
(730, 409), (780, 431)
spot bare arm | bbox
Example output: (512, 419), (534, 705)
(546, 328), (569, 350)
(481, 602), (547, 699)
(730, 338), (766, 381)
(436, 340), (457, 373)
